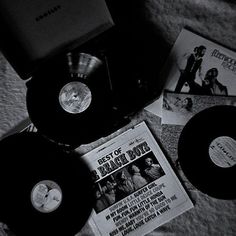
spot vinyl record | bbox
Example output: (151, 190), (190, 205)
(0, 132), (94, 236)
(26, 52), (115, 147)
(178, 105), (236, 199)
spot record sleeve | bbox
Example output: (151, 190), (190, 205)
(0, 132), (94, 236)
(178, 105), (236, 199)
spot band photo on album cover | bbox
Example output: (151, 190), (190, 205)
(93, 152), (165, 213)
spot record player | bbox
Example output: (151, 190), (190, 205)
(0, 0), (159, 148)
(0, 1), (170, 234)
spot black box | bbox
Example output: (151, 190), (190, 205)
(0, 0), (114, 79)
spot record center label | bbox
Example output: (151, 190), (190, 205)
(209, 136), (236, 168)
(59, 81), (92, 114)
(31, 180), (62, 213)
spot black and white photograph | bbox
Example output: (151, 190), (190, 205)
(93, 152), (165, 213)
(0, 1), (236, 236)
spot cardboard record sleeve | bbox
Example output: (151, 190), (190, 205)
(0, 0), (114, 79)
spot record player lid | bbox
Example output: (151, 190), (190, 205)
(0, 0), (114, 80)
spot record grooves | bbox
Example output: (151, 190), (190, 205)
(0, 132), (94, 236)
(178, 105), (236, 199)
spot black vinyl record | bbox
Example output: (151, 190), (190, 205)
(26, 53), (116, 147)
(0, 132), (94, 236)
(178, 105), (236, 199)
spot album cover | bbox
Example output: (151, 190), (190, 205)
(145, 28), (236, 118)
(77, 121), (193, 236)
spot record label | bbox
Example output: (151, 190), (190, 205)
(59, 81), (92, 114)
(209, 136), (236, 168)
(31, 180), (62, 213)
